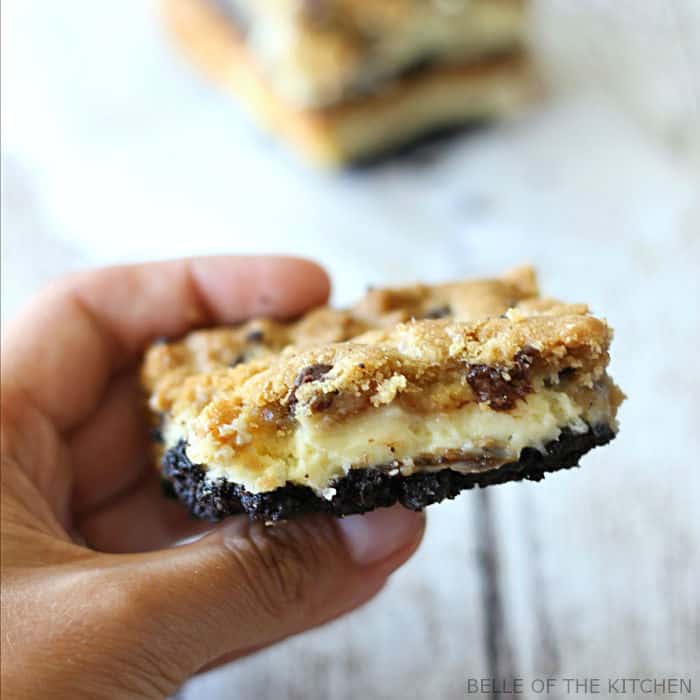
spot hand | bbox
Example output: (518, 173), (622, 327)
(1, 257), (425, 699)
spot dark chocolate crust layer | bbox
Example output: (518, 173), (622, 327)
(162, 423), (616, 522)
(346, 120), (489, 169)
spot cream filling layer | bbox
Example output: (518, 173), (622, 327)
(222, 0), (527, 107)
(170, 386), (614, 496)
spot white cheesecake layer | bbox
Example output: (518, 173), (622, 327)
(219, 0), (528, 107)
(170, 385), (615, 495)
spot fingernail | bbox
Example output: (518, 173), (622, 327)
(337, 506), (425, 566)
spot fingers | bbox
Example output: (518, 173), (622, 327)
(77, 471), (214, 553)
(196, 578), (387, 674)
(111, 507), (425, 678)
(2, 256), (330, 433)
(70, 370), (151, 515)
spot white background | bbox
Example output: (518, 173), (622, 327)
(2, 1), (699, 698)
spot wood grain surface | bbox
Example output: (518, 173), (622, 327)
(2, 1), (698, 698)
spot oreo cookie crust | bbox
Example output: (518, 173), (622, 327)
(144, 268), (624, 521)
(163, 424), (616, 521)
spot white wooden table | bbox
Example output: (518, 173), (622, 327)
(2, 2), (699, 698)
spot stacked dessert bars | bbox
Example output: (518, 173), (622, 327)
(165, 0), (535, 164)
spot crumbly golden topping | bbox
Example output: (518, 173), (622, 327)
(160, 309), (614, 424)
(143, 265), (538, 406)
(144, 266), (621, 429)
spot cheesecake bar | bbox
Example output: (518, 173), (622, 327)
(163, 0), (536, 165)
(143, 268), (623, 521)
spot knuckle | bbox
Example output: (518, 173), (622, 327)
(227, 518), (337, 622)
(97, 574), (191, 692)
(40, 273), (79, 300)
(117, 641), (184, 698)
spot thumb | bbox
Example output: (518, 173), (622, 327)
(112, 507), (425, 680)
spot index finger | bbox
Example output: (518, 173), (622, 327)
(2, 256), (330, 432)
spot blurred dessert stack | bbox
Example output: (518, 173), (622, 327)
(165, 0), (535, 165)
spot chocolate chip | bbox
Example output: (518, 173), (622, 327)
(401, 53), (439, 79)
(287, 363), (334, 412)
(295, 363), (333, 385)
(309, 392), (337, 413)
(207, 0), (251, 35)
(467, 348), (539, 411)
(229, 353), (246, 368)
(246, 329), (264, 343)
(467, 365), (519, 410)
(301, 0), (333, 24)
(558, 367), (576, 380)
(423, 305), (451, 319)
(510, 346), (538, 379)
(150, 413), (165, 443)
